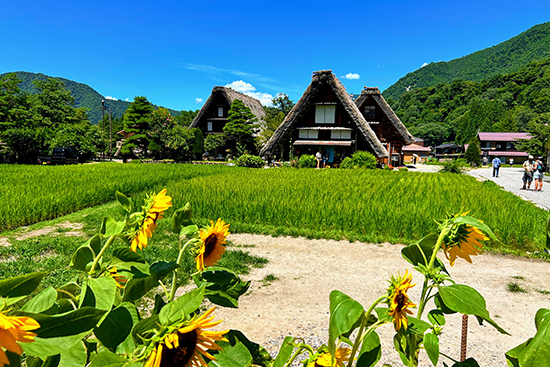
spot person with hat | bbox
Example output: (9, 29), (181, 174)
(521, 155), (535, 190)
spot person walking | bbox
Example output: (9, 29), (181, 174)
(521, 155), (535, 190)
(509, 158), (514, 167)
(533, 157), (545, 191)
(492, 156), (501, 177)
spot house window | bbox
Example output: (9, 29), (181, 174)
(315, 106), (335, 124)
(207, 121), (213, 131)
(218, 107), (223, 117)
(507, 142), (513, 150)
(331, 130), (351, 140)
(364, 105), (376, 119)
(298, 129), (318, 139)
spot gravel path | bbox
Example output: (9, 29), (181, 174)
(214, 233), (550, 367)
(467, 167), (550, 210)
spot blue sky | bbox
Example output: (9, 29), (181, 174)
(1, 0), (549, 111)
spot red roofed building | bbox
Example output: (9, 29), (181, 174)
(478, 132), (532, 164)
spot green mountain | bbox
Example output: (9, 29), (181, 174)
(2, 71), (179, 125)
(383, 22), (550, 101)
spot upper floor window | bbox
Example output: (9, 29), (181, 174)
(364, 105), (376, 119)
(298, 129), (318, 139)
(315, 105), (335, 124)
(207, 121), (213, 131)
(331, 130), (351, 140)
(218, 107), (224, 117)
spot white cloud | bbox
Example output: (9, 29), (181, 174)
(125, 98), (130, 102)
(104, 96), (118, 101)
(421, 62), (429, 68)
(225, 80), (273, 106)
(195, 98), (204, 105)
(343, 73), (360, 80)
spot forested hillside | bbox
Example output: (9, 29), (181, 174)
(389, 57), (550, 155)
(1, 71), (180, 125)
(384, 22), (550, 101)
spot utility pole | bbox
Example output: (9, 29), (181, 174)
(101, 99), (106, 133)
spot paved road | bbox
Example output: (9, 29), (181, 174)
(467, 166), (550, 210)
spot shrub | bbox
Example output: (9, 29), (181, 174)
(399, 166), (409, 171)
(440, 159), (468, 174)
(236, 154), (265, 168)
(340, 151), (377, 169)
(298, 154), (316, 168)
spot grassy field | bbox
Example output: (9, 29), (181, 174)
(2, 163), (548, 252)
(1, 163), (237, 231)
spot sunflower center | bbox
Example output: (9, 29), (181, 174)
(204, 234), (218, 257)
(395, 291), (406, 312)
(160, 330), (197, 367)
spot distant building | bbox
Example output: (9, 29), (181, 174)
(434, 143), (464, 159)
(189, 86), (266, 136)
(402, 143), (432, 163)
(478, 132), (532, 164)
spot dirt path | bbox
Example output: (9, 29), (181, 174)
(215, 234), (550, 366)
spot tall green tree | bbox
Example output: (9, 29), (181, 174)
(120, 96), (154, 157)
(464, 136), (482, 166)
(515, 113), (550, 158)
(223, 99), (259, 154)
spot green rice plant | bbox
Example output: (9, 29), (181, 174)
(0, 163), (236, 231)
(507, 282), (527, 293)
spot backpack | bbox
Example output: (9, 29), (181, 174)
(537, 161), (545, 172)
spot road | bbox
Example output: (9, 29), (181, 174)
(467, 166), (550, 210)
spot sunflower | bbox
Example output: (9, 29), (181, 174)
(308, 347), (351, 367)
(107, 266), (127, 289)
(195, 219), (230, 271)
(387, 270), (416, 331)
(442, 224), (488, 267)
(0, 312), (40, 367)
(130, 189), (172, 252)
(145, 307), (228, 367)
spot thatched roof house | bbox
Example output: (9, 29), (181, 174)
(260, 70), (387, 164)
(190, 86), (266, 136)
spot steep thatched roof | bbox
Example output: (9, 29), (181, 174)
(355, 87), (414, 144)
(260, 70), (388, 158)
(190, 86), (266, 128)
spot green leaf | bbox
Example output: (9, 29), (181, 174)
(95, 304), (134, 351)
(374, 307), (392, 323)
(0, 296), (26, 307)
(116, 191), (132, 213)
(196, 267), (250, 308)
(87, 277), (117, 311)
(159, 286), (205, 325)
(546, 214), (550, 252)
(25, 307), (106, 338)
(506, 339), (530, 367)
(208, 338), (253, 367)
(132, 315), (159, 345)
(328, 290), (364, 356)
(70, 235), (101, 271)
(180, 224), (199, 238)
(424, 333), (439, 366)
(401, 234), (447, 273)
(100, 216), (125, 237)
(453, 215), (500, 243)
(272, 337), (295, 367)
(438, 285), (508, 334)
(21, 286), (57, 313)
(0, 271), (47, 297)
(223, 330), (273, 367)
(428, 309), (446, 326)
(5, 351), (21, 367)
(115, 303), (140, 355)
(407, 316), (432, 335)
(451, 358), (480, 366)
(41, 355), (61, 367)
(122, 261), (178, 302)
(22, 332), (89, 359)
(356, 330), (381, 367)
(511, 308), (550, 367)
(88, 350), (133, 367)
(56, 282), (79, 300)
(112, 247), (146, 264)
(58, 340), (86, 367)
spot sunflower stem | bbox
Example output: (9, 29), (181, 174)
(347, 295), (387, 367)
(89, 235), (116, 275)
(284, 345), (310, 367)
(168, 239), (195, 302)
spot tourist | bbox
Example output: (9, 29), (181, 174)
(315, 150), (322, 169)
(533, 157), (545, 191)
(509, 158), (514, 167)
(322, 149), (327, 168)
(521, 155), (534, 190)
(492, 156), (501, 178)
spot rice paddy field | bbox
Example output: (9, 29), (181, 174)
(2, 163), (548, 252)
